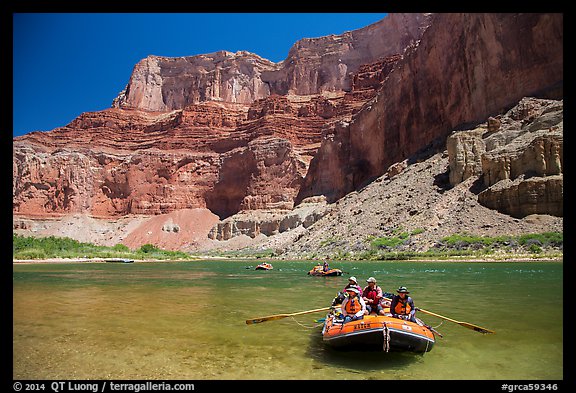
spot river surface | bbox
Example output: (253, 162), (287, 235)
(12, 260), (563, 380)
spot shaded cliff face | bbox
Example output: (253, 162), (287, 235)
(297, 13), (563, 204)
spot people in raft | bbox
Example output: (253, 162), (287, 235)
(332, 276), (363, 306)
(390, 286), (417, 323)
(362, 277), (386, 316)
(344, 276), (363, 294)
(340, 287), (366, 322)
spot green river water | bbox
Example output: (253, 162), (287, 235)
(12, 260), (563, 380)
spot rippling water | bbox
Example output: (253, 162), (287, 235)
(13, 260), (563, 380)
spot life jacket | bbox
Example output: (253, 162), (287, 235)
(394, 296), (412, 315)
(364, 286), (381, 303)
(344, 296), (361, 314)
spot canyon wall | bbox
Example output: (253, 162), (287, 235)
(296, 13), (563, 204)
(112, 13), (432, 111)
(13, 13), (563, 251)
(14, 14), (434, 220)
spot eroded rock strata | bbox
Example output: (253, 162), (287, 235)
(13, 13), (563, 253)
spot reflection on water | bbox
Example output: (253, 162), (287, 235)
(13, 260), (563, 380)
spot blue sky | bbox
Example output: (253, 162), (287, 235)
(12, 13), (388, 137)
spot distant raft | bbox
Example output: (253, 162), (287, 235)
(105, 258), (134, 263)
(307, 266), (343, 276)
(255, 263), (273, 270)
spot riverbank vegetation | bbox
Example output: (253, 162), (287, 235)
(13, 231), (562, 261)
(328, 231), (563, 261)
(13, 234), (191, 260)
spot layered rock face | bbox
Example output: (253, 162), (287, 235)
(297, 13), (563, 204)
(447, 97), (563, 218)
(15, 14), (434, 221)
(12, 102), (315, 219)
(208, 197), (329, 241)
(112, 13), (432, 112)
(13, 104), (243, 218)
(261, 13), (431, 95)
(113, 51), (276, 111)
(13, 13), (563, 251)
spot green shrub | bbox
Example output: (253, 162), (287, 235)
(528, 243), (542, 253)
(138, 244), (160, 254)
(112, 243), (130, 252)
(370, 236), (405, 249)
(14, 248), (47, 259)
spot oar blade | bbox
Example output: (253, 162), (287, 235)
(460, 321), (495, 334)
(245, 315), (287, 325)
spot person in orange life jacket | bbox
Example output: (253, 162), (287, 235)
(362, 277), (385, 315)
(390, 286), (417, 322)
(332, 276), (363, 306)
(340, 287), (366, 323)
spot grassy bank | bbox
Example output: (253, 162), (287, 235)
(13, 232), (563, 262)
(13, 234), (193, 261)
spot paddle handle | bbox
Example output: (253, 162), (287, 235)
(246, 306), (332, 325)
(287, 306), (333, 317)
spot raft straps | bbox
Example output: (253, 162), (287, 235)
(382, 322), (390, 352)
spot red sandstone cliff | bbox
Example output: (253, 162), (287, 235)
(112, 13), (432, 112)
(14, 13), (428, 221)
(13, 13), (563, 252)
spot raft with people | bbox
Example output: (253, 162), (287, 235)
(307, 266), (343, 276)
(321, 284), (438, 353)
(246, 280), (494, 355)
(307, 261), (342, 276)
(255, 262), (273, 270)
(321, 308), (436, 353)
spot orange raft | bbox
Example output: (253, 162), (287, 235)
(321, 311), (436, 353)
(255, 263), (273, 270)
(307, 266), (343, 276)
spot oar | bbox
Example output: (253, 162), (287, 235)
(415, 307), (495, 334)
(246, 306), (332, 325)
(382, 297), (494, 334)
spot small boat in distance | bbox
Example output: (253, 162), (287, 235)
(308, 265), (342, 276)
(255, 263), (273, 270)
(105, 258), (135, 263)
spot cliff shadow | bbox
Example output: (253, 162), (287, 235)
(468, 177), (488, 195)
(433, 170), (451, 194)
(205, 149), (256, 219)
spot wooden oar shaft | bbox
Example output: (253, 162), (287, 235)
(416, 308), (460, 324)
(287, 307), (333, 317)
(246, 306), (332, 325)
(383, 297), (494, 334)
(416, 307), (495, 334)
